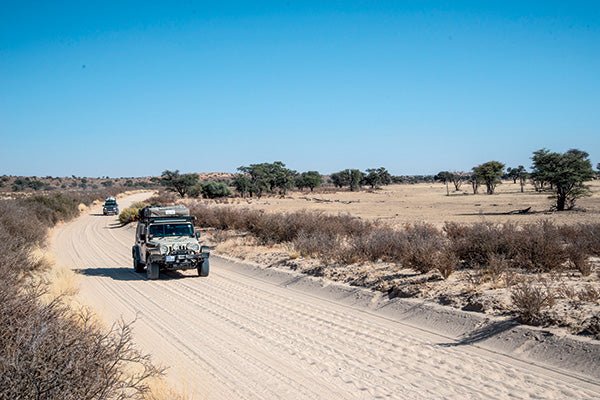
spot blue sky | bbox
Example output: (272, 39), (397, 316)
(1, 1), (599, 177)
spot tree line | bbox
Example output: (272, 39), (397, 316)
(160, 148), (597, 212)
(435, 148), (595, 211)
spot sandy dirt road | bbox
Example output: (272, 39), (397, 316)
(50, 193), (600, 399)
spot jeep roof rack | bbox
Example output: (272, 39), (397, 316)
(139, 205), (193, 222)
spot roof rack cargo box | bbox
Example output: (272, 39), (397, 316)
(139, 205), (190, 220)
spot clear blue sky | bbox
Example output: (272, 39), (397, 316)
(1, 1), (599, 177)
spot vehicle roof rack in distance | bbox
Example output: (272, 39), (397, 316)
(139, 205), (191, 221)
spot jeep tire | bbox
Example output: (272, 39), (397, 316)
(147, 262), (160, 280)
(133, 256), (145, 273)
(197, 258), (209, 277)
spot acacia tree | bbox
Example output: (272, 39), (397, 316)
(451, 171), (467, 191)
(363, 167), (392, 189)
(472, 161), (505, 195)
(435, 171), (453, 196)
(330, 171), (349, 189)
(330, 169), (364, 191)
(232, 174), (252, 197)
(295, 171), (323, 192)
(160, 170), (199, 198)
(469, 174), (482, 194)
(238, 161), (297, 196)
(531, 149), (594, 211)
(348, 169), (364, 191)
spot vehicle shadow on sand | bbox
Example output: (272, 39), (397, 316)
(76, 267), (197, 281)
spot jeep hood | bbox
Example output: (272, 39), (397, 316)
(148, 237), (198, 247)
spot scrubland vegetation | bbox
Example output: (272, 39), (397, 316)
(139, 187), (600, 335)
(0, 193), (164, 400)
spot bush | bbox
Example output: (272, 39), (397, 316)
(118, 202), (147, 225)
(444, 222), (515, 268)
(511, 221), (567, 272)
(511, 280), (555, 325)
(22, 193), (81, 226)
(201, 182), (231, 199)
(0, 196), (161, 399)
(0, 286), (161, 400)
(399, 223), (448, 273)
(189, 203), (598, 277)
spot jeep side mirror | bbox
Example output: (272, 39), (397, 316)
(140, 233), (146, 241)
(195, 232), (200, 239)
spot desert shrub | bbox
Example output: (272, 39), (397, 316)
(345, 227), (406, 263)
(560, 223), (600, 257)
(188, 201), (596, 278)
(565, 242), (592, 276)
(577, 285), (599, 302)
(444, 222), (515, 268)
(21, 193), (80, 226)
(0, 284), (161, 400)
(118, 202), (147, 225)
(0, 200), (47, 247)
(436, 249), (459, 279)
(510, 221), (567, 272)
(0, 197), (162, 399)
(292, 231), (339, 259)
(189, 205), (373, 247)
(485, 254), (512, 285)
(399, 223), (447, 273)
(511, 280), (555, 325)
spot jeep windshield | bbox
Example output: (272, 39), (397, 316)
(148, 223), (194, 238)
(104, 200), (117, 206)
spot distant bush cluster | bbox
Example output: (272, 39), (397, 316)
(0, 193), (161, 399)
(2, 175), (160, 193)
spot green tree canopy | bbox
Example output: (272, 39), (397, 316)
(295, 171), (323, 192)
(531, 148), (594, 211)
(472, 161), (505, 195)
(201, 181), (231, 199)
(232, 174), (252, 197)
(331, 169), (364, 191)
(160, 170), (199, 198)
(238, 161), (297, 196)
(330, 171), (350, 188)
(363, 167), (392, 189)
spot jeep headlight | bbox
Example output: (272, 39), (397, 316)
(187, 242), (200, 252)
(159, 244), (169, 255)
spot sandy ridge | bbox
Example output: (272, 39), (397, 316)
(50, 193), (600, 399)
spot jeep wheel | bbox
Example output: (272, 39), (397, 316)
(133, 256), (145, 273)
(197, 258), (209, 277)
(147, 262), (160, 280)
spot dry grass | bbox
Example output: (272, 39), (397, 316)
(199, 180), (600, 227)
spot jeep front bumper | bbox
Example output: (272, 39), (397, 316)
(149, 252), (209, 270)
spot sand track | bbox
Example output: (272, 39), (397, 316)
(50, 193), (600, 399)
